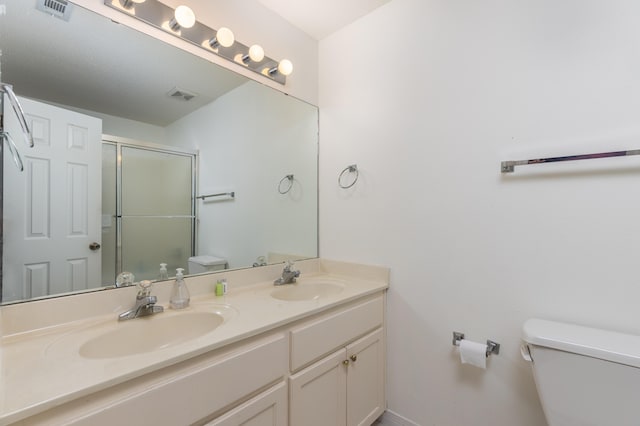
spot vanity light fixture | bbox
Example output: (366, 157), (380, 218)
(119, 0), (145, 10)
(104, 0), (292, 84)
(208, 27), (235, 49)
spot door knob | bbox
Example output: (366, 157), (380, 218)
(89, 242), (101, 251)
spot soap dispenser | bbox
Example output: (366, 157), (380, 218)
(158, 263), (169, 281)
(170, 268), (190, 309)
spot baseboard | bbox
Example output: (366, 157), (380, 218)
(378, 409), (420, 426)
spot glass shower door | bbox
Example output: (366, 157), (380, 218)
(119, 146), (195, 281)
(102, 143), (117, 286)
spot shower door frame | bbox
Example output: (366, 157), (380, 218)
(102, 135), (198, 281)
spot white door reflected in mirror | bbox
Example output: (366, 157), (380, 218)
(2, 96), (102, 302)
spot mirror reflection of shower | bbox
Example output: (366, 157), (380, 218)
(102, 138), (196, 285)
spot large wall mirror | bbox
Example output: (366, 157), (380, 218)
(0, 0), (318, 304)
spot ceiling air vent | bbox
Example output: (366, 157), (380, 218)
(167, 87), (198, 102)
(36, 0), (72, 21)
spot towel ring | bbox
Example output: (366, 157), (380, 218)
(338, 164), (358, 189)
(278, 174), (294, 194)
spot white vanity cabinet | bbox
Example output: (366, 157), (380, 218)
(288, 295), (385, 426)
(289, 328), (384, 426)
(9, 291), (386, 426)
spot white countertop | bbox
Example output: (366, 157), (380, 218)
(0, 259), (388, 425)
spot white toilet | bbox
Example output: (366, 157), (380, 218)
(187, 255), (228, 275)
(522, 318), (640, 426)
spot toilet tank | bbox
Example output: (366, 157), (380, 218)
(522, 319), (640, 426)
(188, 255), (228, 274)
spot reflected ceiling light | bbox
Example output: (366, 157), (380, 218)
(269, 59), (293, 76)
(104, 0), (292, 84)
(119, 0), (145, 9)
(169, 5), (195, 31)
(208, 27), (235, 48)
(242, 44), (265, 64)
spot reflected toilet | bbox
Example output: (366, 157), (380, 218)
(188, 255), (228, 274)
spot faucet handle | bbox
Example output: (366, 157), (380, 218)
(115, 271), (135, 288)
(137, 279), (153, 296)
(139, 280), (153, 289)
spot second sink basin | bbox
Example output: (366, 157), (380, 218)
(79, 311), (224, 359)
(270, 278), (345, 301)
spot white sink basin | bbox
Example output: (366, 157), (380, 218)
(270, 278), (345, 301)
(79, 311), (225, 359)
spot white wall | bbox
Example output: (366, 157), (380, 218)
(65, 106), (168, 144)
(166, 82), (318, 268)
(319, 0), (640, 425)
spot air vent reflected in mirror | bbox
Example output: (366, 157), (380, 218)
(36, 0), (72, 21)
(167, 87), (198, 102)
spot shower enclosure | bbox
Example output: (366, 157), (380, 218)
(102, 138), (196, 285)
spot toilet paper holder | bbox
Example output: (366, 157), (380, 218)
(452, 331), (500, 357)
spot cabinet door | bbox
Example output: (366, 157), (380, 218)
(207, 382), (287, 426)
(346, 328), (385, 426)
(289, 348), (347, 426)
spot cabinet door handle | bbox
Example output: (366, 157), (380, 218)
(342, 359), (350, 366)
(350, 354), (358, 362)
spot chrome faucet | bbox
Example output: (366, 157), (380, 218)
(118, 280), (164, 321)
(274, 261), (300, 285)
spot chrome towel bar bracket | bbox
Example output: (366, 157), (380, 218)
(1, 83), (34, 148)
(1, 132), (24, 171)
(0, 82), (34, 171)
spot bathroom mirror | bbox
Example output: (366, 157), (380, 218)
(0, 0), (318, 304)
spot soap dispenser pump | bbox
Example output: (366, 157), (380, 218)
(158, 263), (169, 281)
(170, 268), (190, 309)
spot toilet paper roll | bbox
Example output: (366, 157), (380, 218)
(459, 339), (487, 369)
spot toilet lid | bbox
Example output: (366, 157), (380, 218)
(523, 318), (640, 369)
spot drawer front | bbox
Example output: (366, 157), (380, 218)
(290, 295), (383, 372)
(206, 381), (287, 426)
(26, 333), (287, 426)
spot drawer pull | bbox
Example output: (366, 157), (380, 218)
(350, 354), (357, 362)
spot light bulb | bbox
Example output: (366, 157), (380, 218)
(278, 59), (293, 76)
(216, 27), (235, 47)
(173, 5), (195, 29)
(248, 45), (265, 62)
(209, 27), (234, 49)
